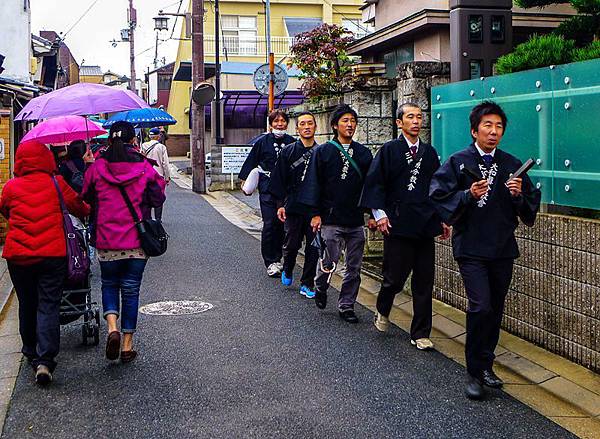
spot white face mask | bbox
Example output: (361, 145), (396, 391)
(272, 129), (287, 138)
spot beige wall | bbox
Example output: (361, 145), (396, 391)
(414, 28), (451, 63)
(375, 0), (449, 29)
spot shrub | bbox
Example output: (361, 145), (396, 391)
(573, 40), (600, 61)
(495, 34), (575, 74)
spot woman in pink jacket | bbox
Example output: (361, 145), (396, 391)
(82, 121), (166, 363)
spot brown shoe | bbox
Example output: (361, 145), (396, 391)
(120, 350), (137, 363)
(105, 331), (121, 360)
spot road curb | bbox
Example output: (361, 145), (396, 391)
(203, 188), (600, 439)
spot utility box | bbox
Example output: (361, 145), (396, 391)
(450, 0), (513, 82)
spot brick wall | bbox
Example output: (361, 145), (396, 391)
(435, 214), (600, 373)
(0, 114), (12, 243)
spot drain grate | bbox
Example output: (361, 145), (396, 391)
(139, 300), (213, 316)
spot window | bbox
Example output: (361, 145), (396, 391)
(468, 15), (483, 43)
(158, 74), (171, 91)
(383, 44), (415, 78)
(491, 16), (505, 43)
(222, 15), (258, 55)
(342, 19), (374, 40)
(470, 60), (483, 79)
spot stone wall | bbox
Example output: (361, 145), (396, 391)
(396, 62), (451, 143)
(288, 77), (396, 152)
(435, 214), (600, 373)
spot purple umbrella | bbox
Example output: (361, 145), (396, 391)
(15, 83), (150, 121)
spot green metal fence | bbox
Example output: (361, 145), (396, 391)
(431, 58), (600, 209)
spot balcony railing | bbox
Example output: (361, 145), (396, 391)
(203, 35), (294, 57)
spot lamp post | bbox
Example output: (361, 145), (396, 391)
(265, 0), (274, 112)
(128, 0), (137, 94)
(214, 0), (223, 144)
(191, 0), (207, 193)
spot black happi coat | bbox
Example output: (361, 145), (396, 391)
(298, 139), (373, 228)
(238, 132), (296, 193)
(360, 137), (443, 239)
(267, 140), (317, 216)
(429, 143), (541, 260)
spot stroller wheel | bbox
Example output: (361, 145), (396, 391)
(82, 324), (89, 346)
(93, 325), (100, 346)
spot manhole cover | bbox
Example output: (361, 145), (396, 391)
(139, 301), (213, 316)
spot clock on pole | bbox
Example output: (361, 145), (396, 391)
(253, 63), (289, 97)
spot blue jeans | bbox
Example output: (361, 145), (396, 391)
(100, 258), (147, 333)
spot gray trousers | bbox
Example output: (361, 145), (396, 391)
(315, 224), (365, 311)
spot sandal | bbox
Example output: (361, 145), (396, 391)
(105, 331), (121, 360)
(120, 350), (137, 363)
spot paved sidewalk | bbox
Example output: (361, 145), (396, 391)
(206, 189), (600, 439)
(0, 184), (577, 438)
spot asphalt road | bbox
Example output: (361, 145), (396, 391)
(1, 185), (574, 438)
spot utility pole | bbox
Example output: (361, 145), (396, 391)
(191, 0), (207, 193)
(129, 0), (137, 94)
(214, 0), (223, 144)
(265, 0), (274, 112)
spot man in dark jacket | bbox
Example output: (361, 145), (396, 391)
(361, 102), (451, 350)
(298, 104), (373, 323)
(268, 111), (319, 299)
(239, 110), (295, 277)
(429, 101), (540, 400)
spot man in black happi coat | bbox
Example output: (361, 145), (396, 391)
(268, 112), (319, 299)
(361, 102), (450, 351)
(429, 101), (540, 400)
(298, 104), (373, 323)
(239, 109), (296, 277)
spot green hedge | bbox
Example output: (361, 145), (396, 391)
(495, 35), (575, 75)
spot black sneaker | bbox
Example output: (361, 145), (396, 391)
(315, 290), (327, 309)
(339, 309), (359, 323)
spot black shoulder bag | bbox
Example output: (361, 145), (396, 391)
(118, 186), (168, 257)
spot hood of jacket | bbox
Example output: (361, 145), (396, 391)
(94, 157), (148, 186)
(14, 141), (57, 177)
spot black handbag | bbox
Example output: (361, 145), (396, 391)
(118, 186), (168, 257)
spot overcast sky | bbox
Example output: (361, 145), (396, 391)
(30, 0), (184, 76)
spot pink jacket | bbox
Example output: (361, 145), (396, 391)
(82, 154), (166, 250)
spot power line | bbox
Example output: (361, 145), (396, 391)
(321, 0), (372, 34)
(63, 0), (102, 39)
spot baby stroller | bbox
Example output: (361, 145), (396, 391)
(59, 215), (100, 346)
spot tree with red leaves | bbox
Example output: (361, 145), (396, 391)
(289, 24), (355, 101)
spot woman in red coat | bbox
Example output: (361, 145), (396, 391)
(0, 140), (90, 385)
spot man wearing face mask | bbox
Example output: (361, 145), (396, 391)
(240, 109), (296, 277)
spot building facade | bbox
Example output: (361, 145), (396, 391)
(351, 0), (576, 80)
(79, 65), (104, 84)
(165, 0), (366, 154)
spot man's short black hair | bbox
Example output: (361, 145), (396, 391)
(470, 101), (508, 133)
(330, 104), (358, 130)
(397, 102), (421, 120)
(296, 111), (316, 125)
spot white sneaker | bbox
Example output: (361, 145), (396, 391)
(411, 338), (434, 350)
(374, 312), (389, 332)
(267, 263), (282, 277)
(35, 365), (52, 385)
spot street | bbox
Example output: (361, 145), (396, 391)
(1, 184), (574, 438)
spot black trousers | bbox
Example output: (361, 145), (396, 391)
(458, 257), (514, 377)
(259, 193), (284, 267)
(282, 213), (318, 288)
(376, 235), (435, 340)
(8, 257), (67, 372)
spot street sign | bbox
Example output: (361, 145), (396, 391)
(221, 146), (252, 174)
(253, 64), (289, 97)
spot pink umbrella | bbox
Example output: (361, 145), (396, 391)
(21, 116), (106, 145)
(15, 82), (150, 121)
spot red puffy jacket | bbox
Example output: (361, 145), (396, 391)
(0, 141), (91, 263)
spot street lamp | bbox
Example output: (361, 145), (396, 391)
(154, 15), (169, 31)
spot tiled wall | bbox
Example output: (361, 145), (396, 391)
(0, 114), (11, 243)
